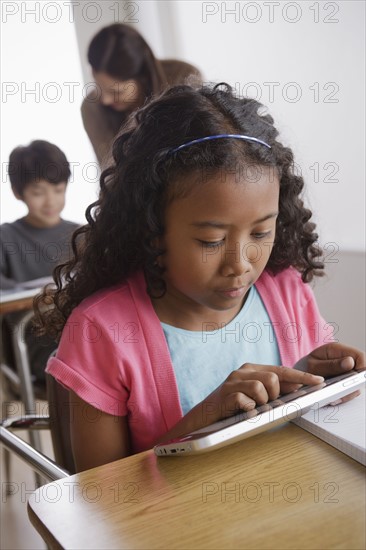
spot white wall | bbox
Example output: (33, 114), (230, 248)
(312, 251), (365, 349)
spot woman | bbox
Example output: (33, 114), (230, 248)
(81, 23), (202, 164)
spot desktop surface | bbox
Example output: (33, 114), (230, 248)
(0, 277), (53, 314)
(28, 423), (365, 550)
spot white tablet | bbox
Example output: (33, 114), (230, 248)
(154, 369), (366, 456)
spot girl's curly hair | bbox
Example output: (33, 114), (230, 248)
(35, 82), (323, 339)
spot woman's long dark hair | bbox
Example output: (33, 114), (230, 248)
(88, 23), (166, 98)
(35, 83), (323, 339)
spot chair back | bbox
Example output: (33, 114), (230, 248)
(46, 372), (76, 475)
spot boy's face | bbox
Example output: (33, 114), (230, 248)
(16, 179), (67, 228)
(153, 167), (280, 330)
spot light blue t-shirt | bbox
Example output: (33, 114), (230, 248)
(161, 287), (281, 415)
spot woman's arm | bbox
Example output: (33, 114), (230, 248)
(69, 390), (130, 472)
(80, 95), (117, 165)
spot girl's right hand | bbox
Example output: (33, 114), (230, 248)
(156, 365), (324, 444)
(197, 363), (324, 426)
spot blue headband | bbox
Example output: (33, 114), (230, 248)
(168, 134), (271, 155)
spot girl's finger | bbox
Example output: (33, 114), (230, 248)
(238, 364), (324, 385)
(229, 371), (280, 401)
(307, 356), (355, 377)
(221, 392), (256, 417)
(310, 345), (365, 371)
(329, 389), (361, 406)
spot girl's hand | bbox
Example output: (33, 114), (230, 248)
(296, 343), (365, 405)
(156, 365), (324, 444)
(199, 363), (324, 424)
(304, 343), (365, 377)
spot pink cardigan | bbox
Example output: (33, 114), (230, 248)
(47, 268), (331, 453)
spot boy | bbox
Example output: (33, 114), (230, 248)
(1, 140), (79, 386)
(1, 140), (78, 289)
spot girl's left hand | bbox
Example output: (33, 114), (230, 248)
(305, 343), (365, 377)
(301, 343), (365, 404)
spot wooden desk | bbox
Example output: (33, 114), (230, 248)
(0, 288), (40, 315)
(0, 277), (52, 314)
(28, 424), (365, 550)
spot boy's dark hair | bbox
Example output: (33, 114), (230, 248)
(88, 23), (166, 99)
(9, 140), (71, 196)
(36, 83), (324, 339)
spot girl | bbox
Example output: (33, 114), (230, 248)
(81, 23), (202, 164)
(37, 83), (365, 472)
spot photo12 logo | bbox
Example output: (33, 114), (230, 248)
(232, 81), (340, 104)
(201, 480), (340, 503)
(201, 2), (340, 24)
(1, 1), (139, 24)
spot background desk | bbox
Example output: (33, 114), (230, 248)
(1, 287), (46, 458)
(0, 287), (43, 412)
(0, 288), (40, 315)
(0, 277), (52, 315)
(28, 423), (365, 550)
